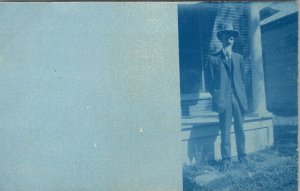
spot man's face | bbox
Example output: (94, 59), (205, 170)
(221, 33), (235, 48)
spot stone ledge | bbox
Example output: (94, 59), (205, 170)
(181, 115), (274, 163)
(181, 115), (273, 130)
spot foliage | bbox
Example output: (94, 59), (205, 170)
(183, 148), (298, 191)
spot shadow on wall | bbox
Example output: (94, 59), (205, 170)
(178, 3), (218, 117)
(187, 123), (219, 164)
(178, 3), (217, 93)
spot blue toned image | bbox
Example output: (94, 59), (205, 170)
(178, 2), (298, 191)
(0, 2), (297, 191)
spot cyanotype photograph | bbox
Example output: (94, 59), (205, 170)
(0, 1), (297, 191)
(179, 2), (298, 191)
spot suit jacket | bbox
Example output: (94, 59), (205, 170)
(207, 50), (248, 113)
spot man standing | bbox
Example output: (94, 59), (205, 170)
(207, 24), (248, 169)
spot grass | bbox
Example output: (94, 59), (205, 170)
(183, 147), (298, 191)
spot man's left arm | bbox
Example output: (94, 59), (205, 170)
(240, 55), (246, 84)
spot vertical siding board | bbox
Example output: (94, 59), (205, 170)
(261, 13), (298, 115)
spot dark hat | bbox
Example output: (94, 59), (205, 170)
(217, 23), (239, 40)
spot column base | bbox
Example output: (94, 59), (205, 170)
(246, 111), (273, 118)
(199, 92), (212, 99)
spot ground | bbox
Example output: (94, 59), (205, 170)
(183, 117), (298, 191)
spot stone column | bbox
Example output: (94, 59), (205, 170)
(248, 4), (271, 117)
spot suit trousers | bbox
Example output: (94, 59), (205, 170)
(219, 92), (246, 161)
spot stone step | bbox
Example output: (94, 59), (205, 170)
(181, 99), (213, 116)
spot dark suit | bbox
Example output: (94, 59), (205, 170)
(207, 50), (248, 160)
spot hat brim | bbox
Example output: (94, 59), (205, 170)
(217, 30), (239, 40)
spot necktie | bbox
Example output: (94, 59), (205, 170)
(226, 52), (232, 68)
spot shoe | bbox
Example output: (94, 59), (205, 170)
(238, 156), (248, 164)
(221, 159), (231, 172)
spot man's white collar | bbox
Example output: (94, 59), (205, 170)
(222, 48), (232, 58)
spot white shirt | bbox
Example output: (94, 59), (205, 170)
(222, 48), (232, 62)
